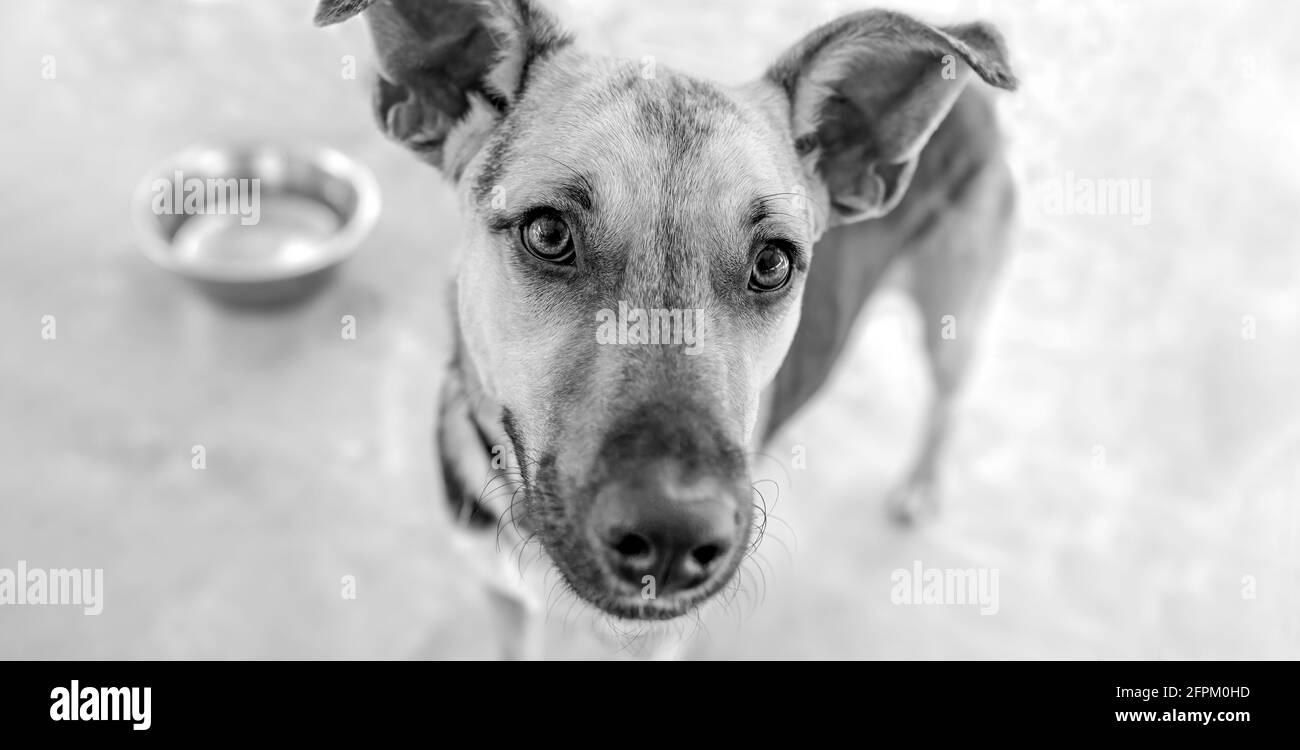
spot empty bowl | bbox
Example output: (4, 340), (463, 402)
(132, 143), (380, 306)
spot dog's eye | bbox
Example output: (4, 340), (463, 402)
(749, 243), (792, 292)
(520, 211), (575, 264)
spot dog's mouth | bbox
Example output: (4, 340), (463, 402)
(581, 537), (751, 621)
(547, 538), (751, 622)
(591, 591), (730, 621)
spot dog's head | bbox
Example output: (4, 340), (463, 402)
(316, 0), (1014, 619)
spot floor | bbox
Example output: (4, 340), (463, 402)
(1, 0), (1297, 659)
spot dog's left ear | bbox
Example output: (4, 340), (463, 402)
(315, 0), (572, 176)
(766, 10), (1017, 226)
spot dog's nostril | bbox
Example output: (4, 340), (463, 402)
(592, 469), (745, 596)
(690, 543), (722, 568)
(611, 532), (652, 559)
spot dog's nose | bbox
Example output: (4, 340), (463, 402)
(591, 469), (741, 596)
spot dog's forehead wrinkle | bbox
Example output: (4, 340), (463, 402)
(614, 76), (790, 304)
(479, 57), (799, 211)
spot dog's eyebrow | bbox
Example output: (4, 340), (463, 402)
(748, 193), (807, 227)
(536, 155), (595, 212)
(506, 173), (595, 217)
(484, 173), (595, 232)
(492, 176), (593, 221)
(552, 177), (594, 212)
(492, 157), (594, 216)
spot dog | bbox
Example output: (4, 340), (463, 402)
(315, 0), (1017, 654)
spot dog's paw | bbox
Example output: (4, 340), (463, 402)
(886, 479), (940, 526)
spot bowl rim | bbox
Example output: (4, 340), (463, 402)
(130, 141), (381, 283)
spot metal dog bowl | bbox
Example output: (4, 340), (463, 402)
(132, 143), (380, 307)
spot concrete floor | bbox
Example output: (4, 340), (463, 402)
(1, 0), (1297, 659)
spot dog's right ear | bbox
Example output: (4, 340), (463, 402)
(315, 0), (572, 176)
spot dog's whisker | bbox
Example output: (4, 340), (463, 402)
(476, 472), (518, 496)
(766, 512), (798, 543)
(747, 488), (772, 556)
(544, 575), (568, 622)
(744, 450), (797, 493)
(492, 485), (530, 553)
(545, 579), (572, 623)
(744, 554), (769, 610)
(732, 564), (753, 616)
(511, 531), (540, 578)
(561, 592), (582, 636)
(475, 462), (525, 496)
(491, 486), (518, 548)
(735, 567), (752, 615)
